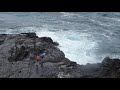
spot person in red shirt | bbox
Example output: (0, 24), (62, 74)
(34, 52), (43, 68)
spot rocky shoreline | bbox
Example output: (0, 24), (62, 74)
(0, 33), (120, 78)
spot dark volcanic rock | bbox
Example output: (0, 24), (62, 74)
(0, 40), (4, 45)
(8, 45), (29, 62)
(39, 37), (59, 46)
(40, 37), (54, 44)
(0, 34), (7, 45)
(53, 42), (59, 46)
(0, 33), (77, 78)
(20, 33), (38, 38)
(1, 33), (120, 78)
(102, 57), (111, 66)
(0, 34), (7, 37)
(96, 57), (120, 78)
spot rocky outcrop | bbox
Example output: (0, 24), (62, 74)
(39, 37), (59, 46)
(0, 33), (81, 78)
(80, 57), (120, 78)
(96, 57), (120, 78)
(0, 33), (120, 78)
(0, 34), (7, 45)
(20, 33), (38, 38)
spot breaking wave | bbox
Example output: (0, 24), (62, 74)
(0, 12), (120, 65)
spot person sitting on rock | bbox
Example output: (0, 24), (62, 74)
(34, 52), (43, 68)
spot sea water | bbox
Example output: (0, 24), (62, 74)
(0, 12), (120, 65)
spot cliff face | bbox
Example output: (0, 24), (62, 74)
(0, 33), (120, 78)
(0, 33), (81, 78)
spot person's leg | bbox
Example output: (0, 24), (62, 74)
(40, 61), (43, 68)
(28, 58), (35, 77)
(35, 61), (39, 74)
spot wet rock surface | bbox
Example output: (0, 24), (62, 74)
(0, 33), (120, 78)
(96, 57), (120, 78)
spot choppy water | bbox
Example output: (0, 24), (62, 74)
(0, 12), (120, 65)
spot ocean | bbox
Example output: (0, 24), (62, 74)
(0, 12), (120, 65)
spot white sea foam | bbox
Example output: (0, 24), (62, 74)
(60, 12), (78, 18)
(30, 26), (99, 65)
(1, 12), (120, 65)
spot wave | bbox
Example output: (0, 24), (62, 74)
(34, 25), (99, 65)
(60, 12), (79, 18)
(0, 12), (120, 65)
(3, 25), (118, 65)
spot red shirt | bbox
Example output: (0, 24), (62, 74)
(34, 54), (41, 61)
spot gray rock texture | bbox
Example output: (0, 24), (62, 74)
(0, 33), (120, 78)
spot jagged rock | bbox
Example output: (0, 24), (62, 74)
(8, 46), (29, 62)
(102, 57), (111, 66)
(67, 62), (77, 67)
(0, 34), (7, 45)
(40, 37), (54, 44)
(1, 33), (120, 78)
(0, 34), (7, 38)
(20, 33), (38, 38)
(0, 40), (4, 45)
(97, 57), (120, 78)
(53, 42), (59, 46)
(57, 72), (70, 78)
